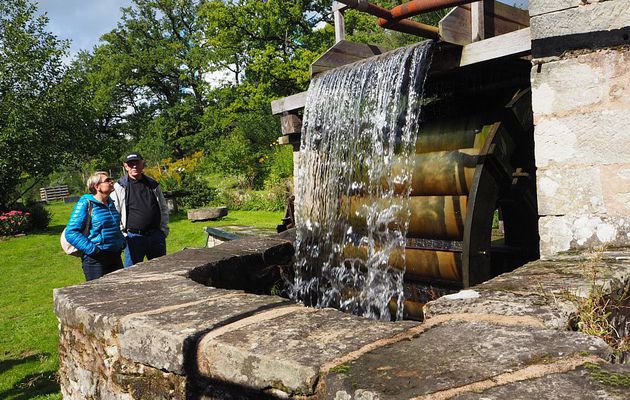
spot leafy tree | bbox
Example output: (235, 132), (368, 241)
(0, 0), (71, 207)
(94, 0), (212, 158)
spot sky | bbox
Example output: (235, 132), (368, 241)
(37, 0), (529, 60)
(37, 0), (133, 57)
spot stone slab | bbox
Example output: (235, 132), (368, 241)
(196, 308), (418, 396)
(478, 251), (630, 296)
(188, 206), (228, 221)
(533, 109), (630, 168)
(531, 47), (630, 116)
(426, 249), (630, 328)
(118, 293), (293, 374)
(530, 0), (630, 40)
(424, 290), (577, 330)
(452, 363), (630, 399)
(539, 215), (630, 256)
(321, 319), (612, 399)
(54, 276), (237, 338)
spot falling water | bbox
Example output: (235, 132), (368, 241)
(291, 41), (434, 321)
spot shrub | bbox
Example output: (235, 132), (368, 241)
(178, 176), (218, 210)
(0, 210), (32, 236)
(19, 200), (51, 230)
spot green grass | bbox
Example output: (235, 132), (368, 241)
(0, 202), (282, 399)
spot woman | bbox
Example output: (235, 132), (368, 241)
(65, 172), (125, 281)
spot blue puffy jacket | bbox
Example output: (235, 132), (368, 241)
(65, 195), (125, 255)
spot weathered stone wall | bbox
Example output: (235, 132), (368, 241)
(54, 235), (630, 399)
(529, 0), (630, 256)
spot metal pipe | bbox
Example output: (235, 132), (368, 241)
(336, 0), (439, 38)
(388, 0), (476, 21)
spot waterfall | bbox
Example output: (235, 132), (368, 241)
(291, 41), (434, 321)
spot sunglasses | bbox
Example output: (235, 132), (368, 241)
(99, 177), (114, 184)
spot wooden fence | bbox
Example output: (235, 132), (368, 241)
(39, 185), (69, 202)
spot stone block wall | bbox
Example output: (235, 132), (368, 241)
(529, 0), (630, 257)
(54, 234), (630, 399)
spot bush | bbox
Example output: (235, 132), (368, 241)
(0, 210), (32, 236)
(22, 200), (51, 230)
(178, 176), (218, 210)
(216, 183), (289, 212)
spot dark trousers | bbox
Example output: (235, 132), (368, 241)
(123, 229), (166, 268)
(82, 250), (123, 281)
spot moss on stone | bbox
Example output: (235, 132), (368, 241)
(584, 363), (630, 388)
(329, 363), (351, 374)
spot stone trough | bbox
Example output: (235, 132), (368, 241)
(54, 233), (630, 399)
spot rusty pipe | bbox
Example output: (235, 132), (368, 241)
(388, 0), (477, 21)
(336, 0), (439, 38)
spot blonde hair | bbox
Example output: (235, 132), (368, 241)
(87, 171), (109, 194)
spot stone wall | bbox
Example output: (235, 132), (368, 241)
(54, 234), (630, 399)
(529, 0), (630, 257)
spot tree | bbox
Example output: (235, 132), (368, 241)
(0, 0), (72, 207)
(94, 0), (212, 158)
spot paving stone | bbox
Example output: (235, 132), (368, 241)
(196, 308), (418, 396)
(321, 319), (612, 400)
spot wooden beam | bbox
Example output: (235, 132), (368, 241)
(440, 1), (529, 46)
(311, 40), (390, 76)
(270, 91), (307, 115)
(459, 27), (531, 67)
(471, 1), (485, 42)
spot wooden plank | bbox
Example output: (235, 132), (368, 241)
(459, 27), (531, 67)
(471, 1), (485, 42)
(311, 40), (390, 76)
(270, 91), (307, 115)
(440, 1), (529, 46)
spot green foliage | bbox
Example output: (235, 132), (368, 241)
(217, 184), (288, 212)
(264, 144), (294, 187)
(177, 176), (218, 209)
(17, 200), (51, 230)
(0, 0), (70, 207)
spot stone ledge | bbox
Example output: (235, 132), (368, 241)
(55, 237), (630, 399)
(320, 319), (612, 399)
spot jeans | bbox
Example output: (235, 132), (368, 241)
(82, 250), (123, 281)
(124, 229), (166, 268)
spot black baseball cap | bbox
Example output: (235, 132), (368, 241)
(124, 152), (144, 163)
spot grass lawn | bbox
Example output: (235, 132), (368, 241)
(0, 201), (283, 399)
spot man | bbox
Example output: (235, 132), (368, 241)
(111, 152), (169, 267)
